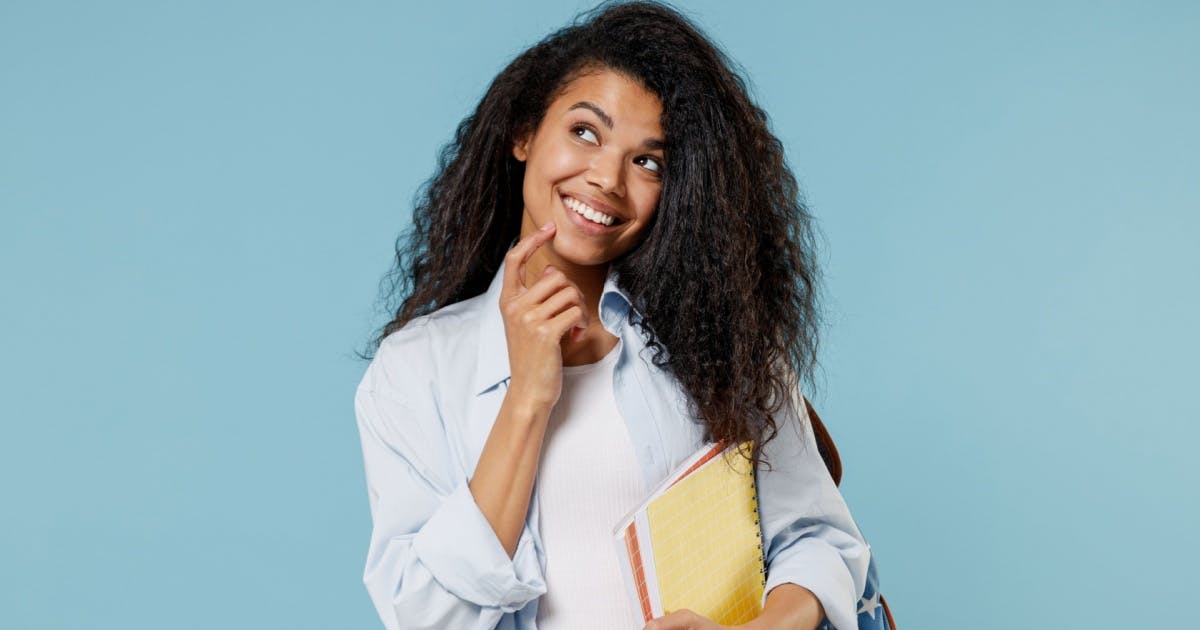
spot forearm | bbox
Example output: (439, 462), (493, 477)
(468, 390), (550, 558)
(357, 384), (547, 627)
(740, 583), (825, 630)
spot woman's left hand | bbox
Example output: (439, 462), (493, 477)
(643, 609), (734, 630)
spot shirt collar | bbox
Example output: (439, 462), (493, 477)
(471, 255), (636, 396)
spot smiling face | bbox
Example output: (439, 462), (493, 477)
(513, 66), (665, 267)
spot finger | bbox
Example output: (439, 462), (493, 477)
(517, 265), (581, 313)
(644, 610), (700, 630)
(503, 222), (556, 295)
(528, 274), (591, 341)
(644, 616), (681, 630)
(530, 284), (589, 329)
(547, 305), (587, 342)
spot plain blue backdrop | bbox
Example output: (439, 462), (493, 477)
(2, 1), (1196, 628)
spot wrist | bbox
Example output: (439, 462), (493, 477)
(503, 386), (553, 421)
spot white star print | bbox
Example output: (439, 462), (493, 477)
(857, 591), (881, 619)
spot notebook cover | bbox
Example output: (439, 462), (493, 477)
(613, 441), (765, 624)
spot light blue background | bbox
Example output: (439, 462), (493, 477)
(2, 1), (1196, 628)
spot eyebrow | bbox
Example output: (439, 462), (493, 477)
(567, 101), (665, 151)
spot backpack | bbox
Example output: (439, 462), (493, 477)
(804, 397), (897, 630)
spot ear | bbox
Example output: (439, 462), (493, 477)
(512, 132), (531, 162)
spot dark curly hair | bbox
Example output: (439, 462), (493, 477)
(364, 0), (824, 471)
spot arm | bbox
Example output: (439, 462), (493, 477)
(742, 583), (825, 630)
(468, 388), (552, 558)
(644, 584), (824, 630)
(355, 381), (547, 630)
(753, 391), (871, 630)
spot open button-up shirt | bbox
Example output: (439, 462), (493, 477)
(354, 256), (871, 630)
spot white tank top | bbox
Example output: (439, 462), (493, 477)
(535, 337), (644, 629)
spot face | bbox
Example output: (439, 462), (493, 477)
(512, 67), (665, 267)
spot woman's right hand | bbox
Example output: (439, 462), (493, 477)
(500, 221), (590, 413)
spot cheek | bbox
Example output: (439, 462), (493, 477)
(633, 186), (662, 221)
(536, 140), (587, 178)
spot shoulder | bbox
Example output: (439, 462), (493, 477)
(356, 292), (490, 401)
(353, 294), (492, 484)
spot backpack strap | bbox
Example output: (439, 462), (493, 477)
(801, 396), (842, 486)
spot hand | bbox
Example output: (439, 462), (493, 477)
(643, 609), (733, 630)
(499, 221), (590, 412)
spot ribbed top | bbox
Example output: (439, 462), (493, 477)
(535, 336), (642, 628)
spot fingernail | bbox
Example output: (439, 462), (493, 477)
(540, 222), (553, 231)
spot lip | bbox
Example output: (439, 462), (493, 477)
(559, 193), (625, 235)
(564, 191), (623, 220)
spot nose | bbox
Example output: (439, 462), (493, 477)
(585, 149), (625, 197)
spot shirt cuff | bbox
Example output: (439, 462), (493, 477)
(761, 536), (869, 630)
(411, 481), (546, 612)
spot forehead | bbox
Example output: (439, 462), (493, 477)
(550, 69), (663, 133)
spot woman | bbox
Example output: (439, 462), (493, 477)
(355, 2), (874, 628)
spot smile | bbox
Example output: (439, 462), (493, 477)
(561, 194), (623, 227)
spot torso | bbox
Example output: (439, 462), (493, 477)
(534, 337), (643, 628)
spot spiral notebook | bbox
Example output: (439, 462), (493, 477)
(612, 440), (765, 626)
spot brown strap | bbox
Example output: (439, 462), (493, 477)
(801, 397), (842, 486)
(881, 595), (897, 628)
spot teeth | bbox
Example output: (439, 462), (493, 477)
(563, 196), (616, 226)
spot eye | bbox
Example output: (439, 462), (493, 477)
(572, 124), (599, 144)
(636, 155), (664, 175)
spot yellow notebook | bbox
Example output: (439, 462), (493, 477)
(612, 440), (765, 626)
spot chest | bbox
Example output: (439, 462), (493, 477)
(450, 327), (706, 493)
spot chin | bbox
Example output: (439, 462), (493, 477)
(547, 237), (618, 267)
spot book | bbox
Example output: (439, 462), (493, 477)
(612, 440), (766, 626)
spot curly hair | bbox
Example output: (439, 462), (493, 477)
(364, 0), (824, 471)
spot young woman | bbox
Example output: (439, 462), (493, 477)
(355, 2), (874, 629)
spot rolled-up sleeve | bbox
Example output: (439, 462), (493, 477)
(355, 381), (546, 630)
(755, 391), (871, 630)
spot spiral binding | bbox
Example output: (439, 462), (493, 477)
(744, 440), (768, 588)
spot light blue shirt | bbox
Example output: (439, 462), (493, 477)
(354, 256), (871, 630)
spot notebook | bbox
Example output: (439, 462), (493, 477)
(612, 440), (766, 626)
